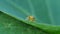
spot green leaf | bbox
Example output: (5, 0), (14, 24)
(0, 0), (60, 34)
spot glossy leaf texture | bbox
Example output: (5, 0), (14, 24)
(0, 0), (60, 34)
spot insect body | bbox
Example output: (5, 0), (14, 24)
(27, 16), (35, 22)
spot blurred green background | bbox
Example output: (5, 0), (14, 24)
(0, 0), (60, 34)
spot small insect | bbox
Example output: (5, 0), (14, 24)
(27, 16), (35, 22)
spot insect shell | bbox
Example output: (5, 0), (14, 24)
(27, 16), (35, 22)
